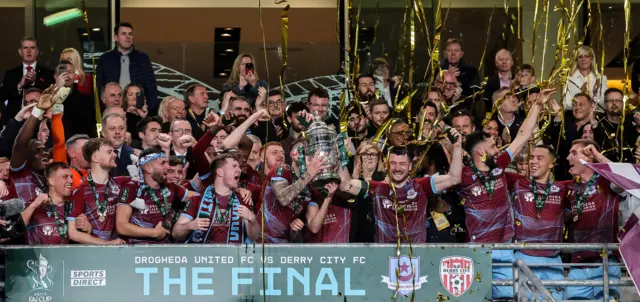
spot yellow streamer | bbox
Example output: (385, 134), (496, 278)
(279, 4), (289, 128)
(618, 0), (631, 161)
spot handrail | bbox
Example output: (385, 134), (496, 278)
(513, 259), (557, 302)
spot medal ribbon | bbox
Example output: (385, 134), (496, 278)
(49, 199), (68, 239)
(575, 174), (599, 215)
(145, 186), (170, 228)
(531, 178), (552, 214)
(468, 160), (495, 194)
(70, 166), (87, 183)
(88, 173), (111, 221)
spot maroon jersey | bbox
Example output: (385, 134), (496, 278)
(117, 181), (188, 244)
(182, 191), (253, 243)
(457, 150), (514, 243)
(567, 176), (619, 263)
(10, 164), (46, 205)
(257, 165), (319, 243)
(67, 176), (130, 241)
(25, 200), (69, 245)
(369, 177), (433, 243)
(306, 201), (352, 243)
(512, 176), (569, 257)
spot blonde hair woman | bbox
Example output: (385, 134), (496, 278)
(352, 140), (384, 181)
(563, 46), (607, 110)
(158, 96), (186, 124)
(60, 48), (92, 94)
(222, 53), (267, 105)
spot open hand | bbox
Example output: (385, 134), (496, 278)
(306, 151), (330, 177)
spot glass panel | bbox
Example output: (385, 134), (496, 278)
(33, 0), (110, 70)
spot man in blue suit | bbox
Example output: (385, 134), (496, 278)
(101, 113), (136, 176)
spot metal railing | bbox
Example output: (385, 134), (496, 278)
(513, 259), (557, 302)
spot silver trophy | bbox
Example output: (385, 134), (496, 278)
(305, 111), (341, 190)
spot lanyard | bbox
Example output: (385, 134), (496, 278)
(531, 178), (553, 216)
(575, 174), (599, 215)
(146, 186), (169, 217)
(70, 166), (86, 183)
(48, 199), (68, 239)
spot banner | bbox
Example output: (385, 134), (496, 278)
(5, 244), (491, 302)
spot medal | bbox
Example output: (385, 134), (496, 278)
(531, 178), (552, 217)
(573, 215), (579, 222)
(98, 210), (105, 222)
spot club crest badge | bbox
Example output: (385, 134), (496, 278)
(381, 255), (428, 296)
(407, 188), (417, 200)
(550, 185), (560, 193)
(471, 186), (482, 197)
(524, 192), (534, 202)
(491, 168), (503, 176)
(440, 256), (474, 297)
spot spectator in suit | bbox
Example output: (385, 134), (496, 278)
(373, 58), (407, 108)
(484, 49), (514, 112)
(440, 38), (480, 98)
(96, 22), (158, 114)
(100, 113), (134, 176)
(1, 37), (55, 125)
(101, 82), (123, 109)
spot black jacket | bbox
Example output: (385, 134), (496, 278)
(96, 47), (158, 114)
(62, 85), (98, 139)
(0, 64), (55, 125)
(441, 59), (481, 98)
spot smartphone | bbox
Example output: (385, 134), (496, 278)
(246, 63), (254, 76)
(56, 64), (67, 74)
(135, 92), (145, 109)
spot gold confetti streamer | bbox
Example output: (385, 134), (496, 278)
(618, 0), (631, 161)
(278, 4), (290, 128)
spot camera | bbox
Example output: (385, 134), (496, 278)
(0, 199), (26, 239)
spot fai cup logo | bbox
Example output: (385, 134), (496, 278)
(26, 254), (54, 290)
(381, 255), (428, 296)
(440, 256), (474, 297)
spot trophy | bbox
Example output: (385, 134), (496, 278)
(305, 111), (341, 190)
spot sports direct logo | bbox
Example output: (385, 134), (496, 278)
(70, 270), (106, 287)
(440, 256), (473, 297)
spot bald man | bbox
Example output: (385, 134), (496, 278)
(484, 49), (515, 117)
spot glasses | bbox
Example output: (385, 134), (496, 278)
(360, 153), (378, 159)
(605, 99), (623, 104)
(172, 128), (192, 135)
(268, 100), (283, 107)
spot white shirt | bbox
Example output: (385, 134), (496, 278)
(23, 62), (37, 76)
(563, 70), (607, 110)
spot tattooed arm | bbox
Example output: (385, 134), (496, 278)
(272, 152), (330, 207)
(272, 172), (316, 207)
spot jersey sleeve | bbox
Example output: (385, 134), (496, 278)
(505, 172), (525, 192)
(181, 194), (201, 221)
(67, 186), (86, 220)
(497, 150), (514, 170)
(169, 183), (188, 202)
(414, 177), (435, 197)
(267, 165), (293, 185)
(117, 182), (134, 206)
(247, 184), (262, 211)
(51, 113), (68, 164)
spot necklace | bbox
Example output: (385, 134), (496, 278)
(573, 174), (599, 221)
(88, 173), (110, 222)
(468, 160), (494, 194)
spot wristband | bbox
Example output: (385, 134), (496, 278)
(31, 107), (45, 119)
(52, 104), (64, 114)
